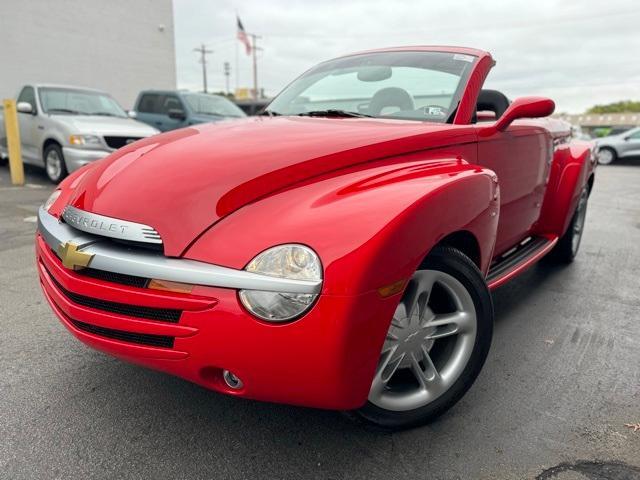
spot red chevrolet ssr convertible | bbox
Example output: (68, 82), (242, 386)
(37, 46), (595, 429)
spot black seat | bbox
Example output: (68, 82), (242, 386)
(476, 89), (510, 119)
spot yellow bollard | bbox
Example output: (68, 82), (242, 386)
(3, 99), (25, 186)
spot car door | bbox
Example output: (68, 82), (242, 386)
(135, 93), (166, 131)
(16, 86), (40, 164)
(619, 129), (640, 157)
(158, 94), (188, 131)
(476, 123), (552, 255)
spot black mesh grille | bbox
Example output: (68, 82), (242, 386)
(76, 268), (149, 289)
(47, 268), (181, 322)
(50, 248), (151, 288)
(70, 319), (174, 348)
(104, 136), (142, 149)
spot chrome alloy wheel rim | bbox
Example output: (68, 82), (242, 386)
(46, 150), (62, 180)
(369, 270), (477, 412)
(572, 191), (588, 255)
(597, 149), (613, 165)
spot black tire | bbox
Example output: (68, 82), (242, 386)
(597, 147), (616, 165)
(43, 143), (68, 184)
(351, 246), (494, 430)
(550, 187), (589, 264)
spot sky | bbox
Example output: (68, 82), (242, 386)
(173, 0), (640, 113)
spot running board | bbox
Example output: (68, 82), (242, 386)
(487, 235), (558, 290)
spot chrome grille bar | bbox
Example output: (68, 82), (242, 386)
(38, 206), (322, 294)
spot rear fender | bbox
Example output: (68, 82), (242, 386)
(534, 140), (595, 237)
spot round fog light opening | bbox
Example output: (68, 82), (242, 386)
(223, 370), (243, 390)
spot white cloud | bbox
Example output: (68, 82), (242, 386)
(174, 0), (640, 113)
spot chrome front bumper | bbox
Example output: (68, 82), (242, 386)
(37, 206), (321, 294)
(62, 147), (110, 172)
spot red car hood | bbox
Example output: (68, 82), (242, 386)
(68, 116), (475, 256)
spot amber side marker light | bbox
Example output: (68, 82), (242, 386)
(148, 279), (194, 294)
(378, 279), (407, 298)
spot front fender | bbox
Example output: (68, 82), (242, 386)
(39, 118), (70, 158)
(183, 151), (499, 409)
(185, 149), (499, 296)
(535, 140), (595, 237)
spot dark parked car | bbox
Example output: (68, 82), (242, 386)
(132, 90), (246, 131)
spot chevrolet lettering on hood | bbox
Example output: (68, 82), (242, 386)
(35, 46), (596, 430)
(61, 205), (162, 244)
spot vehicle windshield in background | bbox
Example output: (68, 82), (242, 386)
(184, 93), (246, 117)
(267, 51), (476, 122)
(40, 88), (127, 117)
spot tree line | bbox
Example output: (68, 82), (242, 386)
(587, 100), (640, 114)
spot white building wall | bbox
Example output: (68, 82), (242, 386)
(0, 0), (176, 108)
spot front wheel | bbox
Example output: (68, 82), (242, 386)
(44, 143), (68, 184)
(353, 247), (494, 430)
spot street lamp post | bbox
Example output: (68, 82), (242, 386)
(224, 62), (231, 95)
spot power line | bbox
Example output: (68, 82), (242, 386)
(196, 9), (640, 41)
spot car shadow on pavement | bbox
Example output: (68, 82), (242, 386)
(605, 156), (640, 166)
(491, 259), (566, 324)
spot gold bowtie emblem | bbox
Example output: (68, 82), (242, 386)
(58, 242), (94, 270)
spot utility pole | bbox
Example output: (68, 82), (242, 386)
(193, 44), (213, 93)
(250, 34), (262, 100)
(223, 62), (231, 95)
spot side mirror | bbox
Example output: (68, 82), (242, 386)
(127, 110), (137, 119)
(493, 97), (555, 132)
(17, 102), (34, 114)
(168, 108), (186, 120)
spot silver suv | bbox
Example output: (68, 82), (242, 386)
(596, 127), (640, 165)
(0, 84), (159, 182)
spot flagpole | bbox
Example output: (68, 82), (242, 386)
(236, 16), (261, 100)
(251, 34), (259, 100)
(235, 37), (239, 94)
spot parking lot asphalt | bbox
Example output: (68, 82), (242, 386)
(1, 162), (639, 480)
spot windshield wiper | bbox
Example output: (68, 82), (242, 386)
(297, 109), (372, 118)
(259, 109), (281, 117)
(47, 108), (81, 114)
(88, 112), (122, 117)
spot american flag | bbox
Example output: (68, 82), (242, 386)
(237, 16), (251, 55)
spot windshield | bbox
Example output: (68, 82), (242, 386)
(267, 51), (476, 122)
(40, 88), (127, 117)
(184, 93), (246, 118)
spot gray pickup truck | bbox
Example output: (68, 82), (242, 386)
(0, 84), (159, 183)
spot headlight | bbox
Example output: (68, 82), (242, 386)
(44, 189), (61, 212)
(69, 134), (101, 146)
(239, 244), (322, 322)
